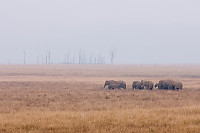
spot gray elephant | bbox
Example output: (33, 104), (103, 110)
(155, 80), (168, 89)
(165, 80), (182, 90)
(132, 81), (140, 89)
(175, 81), (183, 90)
(132, 81), (144, 90)
(141, 80), (154, 90)
(155, 80), (183, 90)
(155, 80), (173, 90)
(104, 80), (126, 90)
(165, 80), (176, 90)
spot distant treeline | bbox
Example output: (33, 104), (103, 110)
(21, 49), (115, 65)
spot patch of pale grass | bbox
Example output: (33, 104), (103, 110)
(0, 107), (200, 133)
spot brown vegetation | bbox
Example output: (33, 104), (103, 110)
(0, 65), (200, 132)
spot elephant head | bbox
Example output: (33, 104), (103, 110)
(104, 80), (109, 88)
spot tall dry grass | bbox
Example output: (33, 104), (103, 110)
(0, 65), (200, 132)
(0, 107), (200, 133)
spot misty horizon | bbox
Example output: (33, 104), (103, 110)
(0, 0), (200, 64)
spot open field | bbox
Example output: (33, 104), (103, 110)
(0, 65), (200, 132)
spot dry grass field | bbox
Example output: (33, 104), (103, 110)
(0, 65), (200, 132)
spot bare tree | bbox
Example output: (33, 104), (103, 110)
(67, 52), (70, 64)
(45, 51), (51, 64)
(23, 50), (26, 64)
(82, 52), (86, 64)
(79, 49), (82, 64)
(94, 55), (97, 64)
(110, 49), (115, 64)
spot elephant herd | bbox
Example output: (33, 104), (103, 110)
(104, 80), (183, 90)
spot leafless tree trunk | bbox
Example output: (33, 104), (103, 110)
(82, 52), (86, 64)
(110, 49), (115, 64)
(94, 55), (97, 64)
(24, 50), (26, 64)
(79, 49), (82, 64)
(67, 52), (70, 64)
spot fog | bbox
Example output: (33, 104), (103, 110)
(0, 0), (200, 64)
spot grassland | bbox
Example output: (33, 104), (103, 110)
(0, 65), (200, 132)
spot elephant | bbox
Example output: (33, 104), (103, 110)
(155, 81), (162, 89)
(141, 80), (154, 90)
(155, 80), (183, 90)
(164, 80), (176, 90)
(175, 81), (183, 90)
(132, 81), (140, 89)
(155, 80), (174, 90)
(132, 81), (144, 90)
(165, 80), (183, 90)
(155, 80), (168, 90)
(104, 80), (126, 90)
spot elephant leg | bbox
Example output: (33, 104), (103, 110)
(170, 86), (174, 90)
(108, 86), (113, 90)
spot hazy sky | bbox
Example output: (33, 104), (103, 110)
(0, 0), (200, 64)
